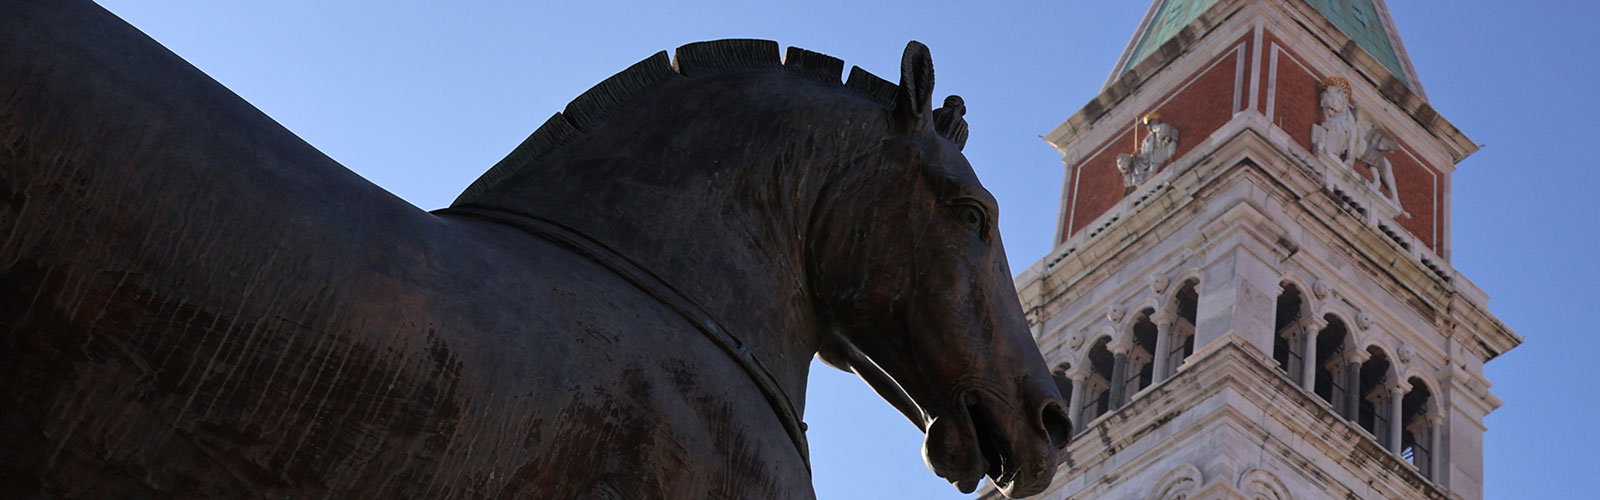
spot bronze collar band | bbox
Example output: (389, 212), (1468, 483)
(437, 207), (810, 470)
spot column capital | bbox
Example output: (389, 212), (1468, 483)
(1301, 315), (1329, 332)
(1151, 310), (1179, 328)
(1108, 336), (1135, 355)
(1063, 364), (1091, 381)
(1126, 347), (1153, 367)
(1386, 379), (1412, 395)
(1340, 347), (1370, 364)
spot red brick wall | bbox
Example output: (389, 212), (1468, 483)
(1389, 145), (1439, 251)
(1059, 36), (1252, 243)
(1267, 32), (1319, 152)
(1257, 39), (1269, 115)
(1153, 37), (1251, 164)
(1061, 30), (1449, 254)
(1060, 129), (1135, 241)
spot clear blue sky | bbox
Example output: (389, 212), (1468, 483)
(92, 1), (1598, 498)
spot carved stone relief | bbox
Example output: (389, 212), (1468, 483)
(1312, 280), (1330, 299)
(1310, 76), (1402, 210)
(1150, 274), (1170, 295)
(1068, 330), (1085, 349)
(1117, 113), (1180, 192)
(1147, 464), (1204, 500)
(1358, 127), (1400, 205)
(1237, 468), (1292, 500)
(1311, 77), (1359, 167)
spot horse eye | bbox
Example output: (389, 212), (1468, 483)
(956, 204), (986, 233)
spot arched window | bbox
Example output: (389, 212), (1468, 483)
(1164, 279), (1199, 377)
(1123, 310), (1159, 404)
(1356, 347), (1394, 443)
(1052, 364), (1074, 405)
(1401, 377), (1438, 480)
(1080, 337), (1116, 426)
(1313, 316), (1353, 416)
(1056, 360), (1081, 435)
(1272, 284), (1306, 383)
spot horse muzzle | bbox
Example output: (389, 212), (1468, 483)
(922, 387), (1070, 497)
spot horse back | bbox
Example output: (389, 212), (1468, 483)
(2, 208), (811, 499)
(0, 0), (811, 497)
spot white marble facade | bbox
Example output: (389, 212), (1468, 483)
(999, 1), (1518, 499)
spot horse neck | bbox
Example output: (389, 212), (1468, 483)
(463, 75), (882, 413)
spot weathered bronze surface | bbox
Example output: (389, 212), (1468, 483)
(0, 1), (1070, 498)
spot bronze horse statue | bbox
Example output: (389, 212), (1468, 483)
(0, 1), (1070, 497)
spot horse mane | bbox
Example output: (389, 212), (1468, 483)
(453, 39), (955, 207)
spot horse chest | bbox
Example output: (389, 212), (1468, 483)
(467, 240), (817, 499)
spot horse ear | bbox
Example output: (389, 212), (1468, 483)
(894, 41), (935, 125)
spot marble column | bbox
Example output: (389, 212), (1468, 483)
(1387, 382), (1408, 453)
(1109, 354), (1129, 408)
(1066, 368), (1088, 435)
(1300, 317), (1327, 393)
(1344, 360), (1362, 421)
(1107, 338), (1132, 408)
(1151, 311), (1177, 382)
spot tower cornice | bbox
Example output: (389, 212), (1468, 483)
(1020, 122), (1521, 365)
(982, 339), (1459, 500)
(1048, 1), (1476, 167)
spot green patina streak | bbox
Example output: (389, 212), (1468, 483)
(1125, 0), (1221, 74)
(1122, 0), (1406, 84)
(1304, 0), (1406, 83)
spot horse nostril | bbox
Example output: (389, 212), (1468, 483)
(1039, 401), (1071, 450)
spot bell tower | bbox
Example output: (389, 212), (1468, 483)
(1002, 1), (1521, 499)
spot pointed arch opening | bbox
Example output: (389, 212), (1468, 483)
(1272, 283), (1307, 383)
(1357, 346), (1395, 443)
(1401, 377), (1438, 480)
(1081, 337), (1116, 425)
(1052, 363), (1074, 407)
(1123, 309), (1159, 404)
(1313, 315), (1354, 416)
(1165, 279), (1199, 377)
(1051, 363), (1075, 435)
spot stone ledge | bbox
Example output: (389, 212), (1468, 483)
(981, 337), (1457, 500)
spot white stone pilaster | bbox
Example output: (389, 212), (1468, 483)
(1194, 201), (1281, 356)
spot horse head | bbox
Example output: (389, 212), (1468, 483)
(808, 42), (1070, 497)
(447, 37), (1066, 497)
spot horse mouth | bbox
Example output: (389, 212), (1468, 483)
(850, 348), (1064, 497)
(974, 401), (1060, 498)
(926, 394), (1057, 498)
(969, 401), (1014, 489)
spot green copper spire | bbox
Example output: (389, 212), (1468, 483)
(1118, 0), (1409, 85)
(1303, 0), (1405, 83)
(1123, 0), (1221, 75)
